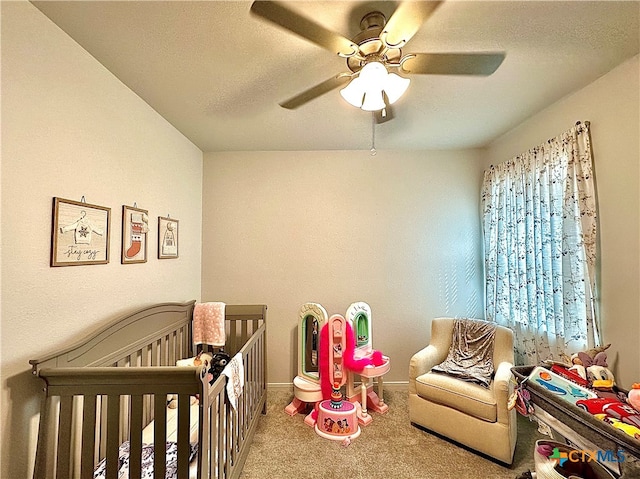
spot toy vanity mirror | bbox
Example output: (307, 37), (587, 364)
(298, 303), (328, 381)
(346, 302), (372, 358)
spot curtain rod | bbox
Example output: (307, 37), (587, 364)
(545, 121), (590, 144)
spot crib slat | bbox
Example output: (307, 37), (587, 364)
(56, 395), (73, 479)
(80, 395), (97, 479)
(129, 395), (143, 479)
(168, 331), (176, 365)
(228, 320), (237, 357)
(105, 396), (120, 479)
(140, 351), (153, 424)
(218, 395), (226, 479)
(241, 320), (248, 348)
(198, 392), (210, 479)
(151, 340), (158, 366)
(116, 359), (130, 445)
(159, 335), (167, 365)
(225, 400), (233, 476)
(154, 393), (167, 479)
(33, 393), (53, 479)
(177, 394), (190, 478)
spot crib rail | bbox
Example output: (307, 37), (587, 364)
(34, 367), (207, 479)
(30, 301), (196, 374)
(199, 322), (267, 479)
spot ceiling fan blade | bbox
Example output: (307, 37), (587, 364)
(381, 1), (443, 48)
(250, 1), (358, 57)
(400, 52), (505, 75)
(279, 74), (351, 109)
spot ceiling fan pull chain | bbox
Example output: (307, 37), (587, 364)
(370, 112), (377, 156)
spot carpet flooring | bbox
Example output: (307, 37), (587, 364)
(240, 388), (545, 479)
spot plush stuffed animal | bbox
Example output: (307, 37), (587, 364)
(208, 351), (231, 384)
(575, 351), (627, 401)
(568, 348), (610, 381)
(628, 383), (640, 412)
(561, 343), (611, 368)
(574, 344), (611, 365)
(168, 352), (214, 408)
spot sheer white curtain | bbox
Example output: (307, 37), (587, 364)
(482, 122), (598, 365)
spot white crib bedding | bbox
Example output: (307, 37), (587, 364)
(94, 402), (200, 479)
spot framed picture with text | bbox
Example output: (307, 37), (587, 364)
(158, 216), (179, 259)
(121, 204), (149, 264)
(51, 197), (111, 266)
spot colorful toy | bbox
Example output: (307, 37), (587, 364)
(594, 414), (640, 440)
(550, 363), (590, 388)
(576, 397), (640, 428)
(528, 366), (597, 406)
(315, 314), (362, 441)
(344, 302), (390, 424)
(627, 383), (640, 412)
(287, 302), (390, 440)
(561, 348), (627, 401)
(208, 351), (231, 384)
(536, 377), (567, 395)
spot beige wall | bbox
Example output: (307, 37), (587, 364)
(1, 3), (203, 478)
(202, 149), (487, 385)
(484, 55), (640, 388)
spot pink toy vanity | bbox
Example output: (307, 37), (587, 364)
(315, 314), (362, 441)
(286, 301), (391, 441)
(345, 302), (391, 425)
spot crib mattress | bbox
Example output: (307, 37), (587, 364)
(512, 365), (640, 460)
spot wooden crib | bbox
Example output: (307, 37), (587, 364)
(29, 301), (267, 479)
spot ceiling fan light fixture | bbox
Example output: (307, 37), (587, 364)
(358, 62), (388, 90)
(340, 61), (410, 111)
(339, 76), (365, 107)
(384, 72), (410, 105)
(361, 90), (386, 112)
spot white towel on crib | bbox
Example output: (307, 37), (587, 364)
(222, 353), (244, 410)
(193, 302), (226, 347)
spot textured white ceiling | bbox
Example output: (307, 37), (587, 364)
(31, 1), (640, 152)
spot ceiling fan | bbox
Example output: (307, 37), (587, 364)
(250, 1), (505, 120)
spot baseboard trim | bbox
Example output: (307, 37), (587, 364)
(267, 380), (408, 392)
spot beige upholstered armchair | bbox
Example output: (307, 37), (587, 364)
(408, 317), (517, 464)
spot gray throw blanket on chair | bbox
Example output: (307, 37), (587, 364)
(432, 319), (497, 388)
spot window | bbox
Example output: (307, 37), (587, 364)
(482, 122), (599, 364)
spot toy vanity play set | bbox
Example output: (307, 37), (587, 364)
(285, 302), (390, 442)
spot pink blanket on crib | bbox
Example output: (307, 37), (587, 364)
(193, 302), (226, 347)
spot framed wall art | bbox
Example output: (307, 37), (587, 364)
(51, 197), (111, 267)
(121, 204), (149, 264)
(158, 216), (179, 259)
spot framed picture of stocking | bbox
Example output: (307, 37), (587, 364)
(158, 216), (179, 259)
(121, 204), (149, 264)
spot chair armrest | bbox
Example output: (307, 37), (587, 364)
(408, 345), (445, 394)
(494, 360), (514, 425)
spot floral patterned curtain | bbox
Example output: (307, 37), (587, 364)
(482, 122), (598, 365)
